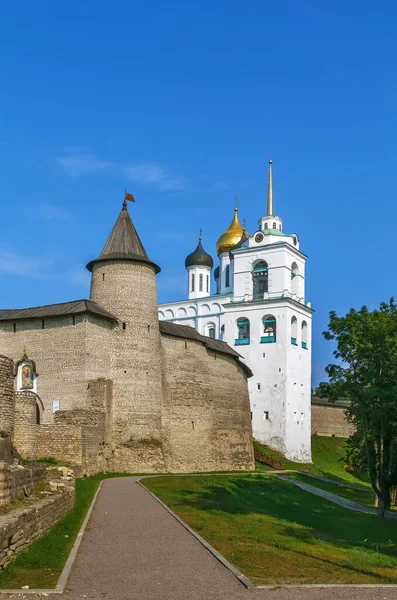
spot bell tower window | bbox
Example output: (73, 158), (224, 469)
(199, 274), (203, 292)
(291, 316), (298, 345)
(191, 274), (195, 292)
(301, 321), (308, 349)
(291, 262), (299, 295)
(261, 315), (276, 343)
(235, 317), (250, 345)
(252, 261), (268, 300)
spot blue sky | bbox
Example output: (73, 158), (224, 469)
(1, 0), (396, 386)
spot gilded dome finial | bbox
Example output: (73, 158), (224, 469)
(216, 198), (250, 255)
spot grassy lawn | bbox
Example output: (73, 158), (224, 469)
(143, 474), (397, 584)
(255, 435), (371, 487)
(0, 473), (132, 590)
(281, 472), (376, 508)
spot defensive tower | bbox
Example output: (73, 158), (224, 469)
(87, 200), (164, 452)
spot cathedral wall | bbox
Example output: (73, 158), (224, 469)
(0, 355), (14, 437)
(160, 334), (254, 472)
(0, 315), (113, 421)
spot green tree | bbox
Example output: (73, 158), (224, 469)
(319, 299), (397, 517)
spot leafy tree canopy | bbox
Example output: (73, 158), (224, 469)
(319, 299), (397, 516)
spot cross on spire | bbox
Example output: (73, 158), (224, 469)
(234, 196), (239, 211)
(199, 228), (202, 240)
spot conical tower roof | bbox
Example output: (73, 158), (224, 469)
(86, 202), (160, 273)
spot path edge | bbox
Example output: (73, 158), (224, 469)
(55, 480), (103, 592)
(0, 480), (103, 595)
(137, 478), (255, 589)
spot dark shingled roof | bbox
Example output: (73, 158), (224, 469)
(0, 300), (118, 322)
(185, 239), (214, 269)
(86, 204), (160, 273)
(159, 321), (253, 378)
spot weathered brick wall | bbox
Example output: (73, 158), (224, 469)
(159, 334), (254, 473)
(36, 409), (108, 475)
(13, 392), (38, 459)
(54, 409), (108, 475)
(311, 404), (354, 438)
(36, 425), (83, 464)
(0, 355), (14, 437)
(0, 484), (74, 570)
(90, 261), (164, 449)
(82, 426), (108, 475)
(0, 315), (113, 422)
(87, 379), (113, 445)
(0, 462), (46, 507)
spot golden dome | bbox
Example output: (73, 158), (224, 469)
(216, 208), (249, 255)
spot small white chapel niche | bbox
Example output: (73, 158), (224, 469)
(16, 354), (38, 393)
(52, 400), (60, 413)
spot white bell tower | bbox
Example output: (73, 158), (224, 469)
(222, 159), (313, 462)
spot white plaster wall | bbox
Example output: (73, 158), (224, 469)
(233, 244), (306, 303)
(284, 305), (312, 462)
(219, 253), (232, 295)
(187, 266), (211, 300)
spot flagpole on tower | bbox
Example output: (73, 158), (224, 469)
(123, 190), (135, 209)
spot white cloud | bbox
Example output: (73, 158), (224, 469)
(37, 202), (71, 221)
(124, 162), (186, 190)
(57, 153), (110, 177)
(0, 250), (54, 279)
(0, 248), (89, 289)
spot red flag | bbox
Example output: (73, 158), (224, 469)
(125, 191), (135, 202)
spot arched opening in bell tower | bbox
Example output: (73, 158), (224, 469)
(291, 262), (299, 296)
(252, 261), (268, 300)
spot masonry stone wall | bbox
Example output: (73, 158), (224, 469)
(0, 355), (14, 437)
(13, 392), (38, 459)
(159, 334), (254, 472)
(0, 462), (46, 507)
(37, 425), (83, 464)
(0, 315), (113, 422)
(311, 403), (354, 438)
(0, 484), (74, 570)
(90, 261), (164, 450)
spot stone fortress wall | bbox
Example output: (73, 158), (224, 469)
(0, 355), (14, 437)
(311, 397), (354, 438)
(0, 329), (254, 474)
(0, 315), (114, 421)
(160, 334), (253, 473)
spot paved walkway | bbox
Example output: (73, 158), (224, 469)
(1, 476), (397, 600)
(274, 475), (397, 518)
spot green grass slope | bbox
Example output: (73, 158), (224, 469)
(255, 435), (370, 487)
(143, 474), (397, 584)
